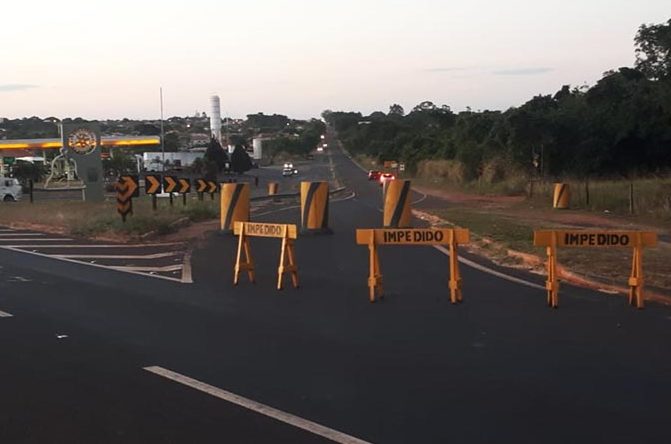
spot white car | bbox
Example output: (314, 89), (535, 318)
(0, 177), (22, 202)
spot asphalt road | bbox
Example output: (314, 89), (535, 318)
(0, 136), (670, 443)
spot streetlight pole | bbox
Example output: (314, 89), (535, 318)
(160, 87), (165, 172)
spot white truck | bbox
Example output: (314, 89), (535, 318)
(0, 177), (22, 202)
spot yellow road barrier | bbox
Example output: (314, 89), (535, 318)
(300, 181), (331, 234)
(233, 222), (299, 290)
(268, 182), (279, 196)
(356, 228), (470, 303)
(220, 183), (250, 233)
(534, 230), (658, 309)
(553, 183), (570, 209)
(383, 179), (412, 228)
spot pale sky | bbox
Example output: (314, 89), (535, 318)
(1, 0), (669, 120)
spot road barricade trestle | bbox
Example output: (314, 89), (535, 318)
(233, 222), (299, 290)
(534, 230), (658, 309)
(355, 228), (470, 303)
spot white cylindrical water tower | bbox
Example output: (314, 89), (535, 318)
(210, 95), (222, 142)
(252, 138), (263, 160)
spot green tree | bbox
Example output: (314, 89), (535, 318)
(204, 136), (229, 172)
(388, 104), (405, 116)
(230, 144), (252, 174)
(635, 19), (671, 80)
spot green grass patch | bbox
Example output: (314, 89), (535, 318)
(0, 195), (220, 239)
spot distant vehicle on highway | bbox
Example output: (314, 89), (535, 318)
(282, 167), (299, 177)
(368, 170), (381, 181)
(0, 177), (22, 202)
(317, 146), (324, 152)
(379, 172), (395, 186)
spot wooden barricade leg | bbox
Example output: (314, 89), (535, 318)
(448, 233), (463, 304)
(368, 240), (383, 302)
(628, 237), (644, 309)
(546, 233), (559, 308)
(234, 227), (255, 285)
(277, 235), (299, 290)
(287, 240), (299, 288)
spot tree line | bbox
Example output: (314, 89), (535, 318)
(324, 19), (671, 181)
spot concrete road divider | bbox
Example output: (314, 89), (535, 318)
(300, 181), (332, 234)
(233, 222), (299, 290)
(268, 182), (279, 196)
(220, 183), (250, 233)
(356, 228), (470, 303)
(383, 179), (412, 228)
(534, 230), (658, 308)
(553, 183), (570, 209)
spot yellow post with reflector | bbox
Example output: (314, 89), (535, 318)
(553, 183), (570, 209)
(220, 183), (250, 233)
(268, 182), (279, 196)
(534, 229), (658, 309)
(300, 181), (331, 234)
(383, 179), (412, 228)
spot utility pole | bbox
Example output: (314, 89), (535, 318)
(160, 87), (165, 173)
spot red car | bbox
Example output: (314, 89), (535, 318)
(368, 170), (381, 181)
(379, 173), (395, 186)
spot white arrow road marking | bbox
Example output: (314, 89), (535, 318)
(143, 366), (372, 444)
(0, 310), (14, 318)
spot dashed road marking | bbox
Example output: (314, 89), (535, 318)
(143, 366), (372, 444)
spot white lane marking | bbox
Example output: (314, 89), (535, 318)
(53, 251), (180, 260)
(0, 247), (188, 284)
(254, 191), (356, 218)
(0, 243), (184, 248)
(433, 245), (546, 290)
(143, 366), (372, 444)
(411, 191), (428, 205)
(0, 229), (16, 232)
(0, 233), (45, 237)
(0, 238), (74, 242)
(0, 310), (14, 318)
(181, 251), (193, 284)
(109, 264), (183, 273)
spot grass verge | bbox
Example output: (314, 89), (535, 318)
(0, 196), (219, 240)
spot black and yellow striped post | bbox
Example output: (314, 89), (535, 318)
(268, 182), (279, 196)
(552, 183), (570, 209)
(220, 183), (250, 233)
(383, 179), (412, 228)
(300, 181), (332, 234)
